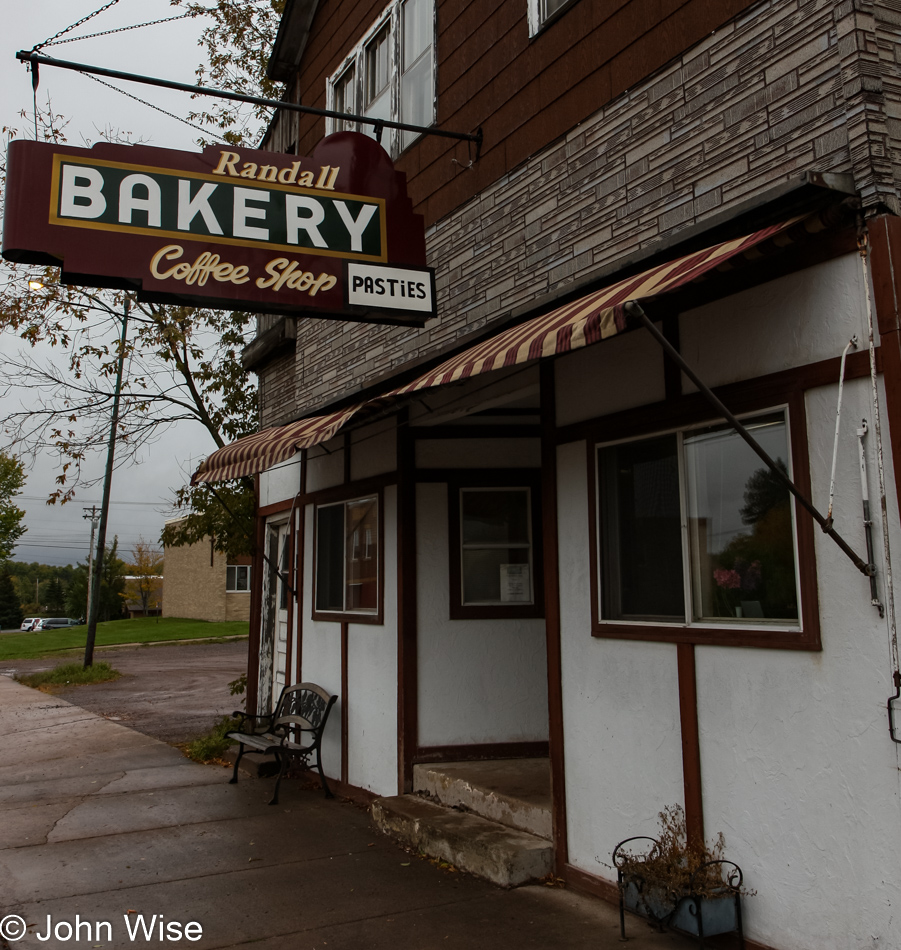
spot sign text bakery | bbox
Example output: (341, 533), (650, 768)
(53, 153), (386, 259)
(2, 134), (434, 326)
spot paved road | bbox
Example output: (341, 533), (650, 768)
(0, 675), (693, 950)
(1, 640), (248, 743)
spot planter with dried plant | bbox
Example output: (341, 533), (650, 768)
(612, 806), (751, 948)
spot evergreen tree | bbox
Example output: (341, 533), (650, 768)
(46, 576), (66, 614)
(0, 567), (23, 629)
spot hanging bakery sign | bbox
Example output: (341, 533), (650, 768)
(2, 131), (434, 326)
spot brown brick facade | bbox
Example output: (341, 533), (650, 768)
(253, 0), (901, 427)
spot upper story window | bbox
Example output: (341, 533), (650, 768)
(326, 0), (435, 157)
(527, 0), (578, 36)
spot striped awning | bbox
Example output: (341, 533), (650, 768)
(193, 214), (814, 484)
(192, 403), (363, 484)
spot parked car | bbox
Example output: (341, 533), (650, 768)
(37, 618), (82, 630)
(20, 618), (39, 631)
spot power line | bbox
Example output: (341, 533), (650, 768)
(19, 496), (168, 506)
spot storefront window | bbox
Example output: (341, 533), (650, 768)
(460, 488), (534, 606)
(598, 410), (799, 628)
(315, 495), (379, 615)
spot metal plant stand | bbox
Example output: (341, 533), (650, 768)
(613, 836), (745, 949)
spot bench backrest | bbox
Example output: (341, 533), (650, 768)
(273, 683), (337, 747)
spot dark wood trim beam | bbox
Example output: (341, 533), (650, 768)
(541, 360), (569, 875)
(865, 215), (901, 526)
(341, 620), (349, 786)
(259, 497), (299, 517)
(285, 516), (296, 700)
(410, 424), (541, 440)
(295, 450), (307, 684)
(396, 409), (418, 794)
(300, 472), (398, 507)
(677, 643), (704, 848)
(246, 477), (265, 716)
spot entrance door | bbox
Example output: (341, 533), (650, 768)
(272, 522), (290, 703)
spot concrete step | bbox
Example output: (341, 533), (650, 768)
(413, 759), (552, 840)
(371, 794), (553, 888)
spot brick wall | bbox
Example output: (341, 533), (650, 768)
(257, 0), (898, 427)
(163, 537), (228, 622)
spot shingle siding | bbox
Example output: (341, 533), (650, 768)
(253, 0), (899, 427)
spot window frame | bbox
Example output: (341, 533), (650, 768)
(325, 0), (436, 158)
(226, 564), (251, 593)
(312, 489), (384, 624)
(447, 470), (544, 621)
(526, 0), (580, 37)
(587, 388), (820, 650)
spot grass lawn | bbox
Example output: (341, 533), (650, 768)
(0, 617), (248, 661)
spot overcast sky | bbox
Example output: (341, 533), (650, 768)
(2, 1), (254, 567)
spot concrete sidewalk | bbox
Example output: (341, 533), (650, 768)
(0, 676), (693, 949)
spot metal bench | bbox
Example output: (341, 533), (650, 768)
(227, 682), (338, 805)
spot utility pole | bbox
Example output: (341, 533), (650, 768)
(84, 300), (129, 668)
(82, 506), (100, 620)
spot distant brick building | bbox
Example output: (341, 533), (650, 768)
(162, 521), (252, 623)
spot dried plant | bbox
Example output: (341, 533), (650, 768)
(616, 805), (752, 921)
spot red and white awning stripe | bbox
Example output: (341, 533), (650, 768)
(192, 215), (807, 484)
(193, 403), (364, 484)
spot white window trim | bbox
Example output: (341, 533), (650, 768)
(226, 564), (252, 593)
(326, 0), (436, 158)
(595, 406), (804, 633)
(527, 0), (580, 37)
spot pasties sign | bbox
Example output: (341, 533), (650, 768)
(2, 132), (434, 326)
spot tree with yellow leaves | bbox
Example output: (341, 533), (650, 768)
(123, 539), (164, 617)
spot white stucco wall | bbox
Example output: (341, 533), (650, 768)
(681, 253), (874, 391)
(555, 326), (666, 427)
(553, 259), (901, 949)
(293, 482), (399, 796)
(305, 436), (345, 492)
(416, 482), (549, 746)
(695, 376), (901, 950)
(556, 440), (686, 877)
(297, 503), (344, 783)
(259, 457), (301, 507)
(351, 418), (397, 480)
(347, 486), (399, 795)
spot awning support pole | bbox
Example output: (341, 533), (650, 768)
(15, 51), (484, 158)
(624, 300), (875, 578)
